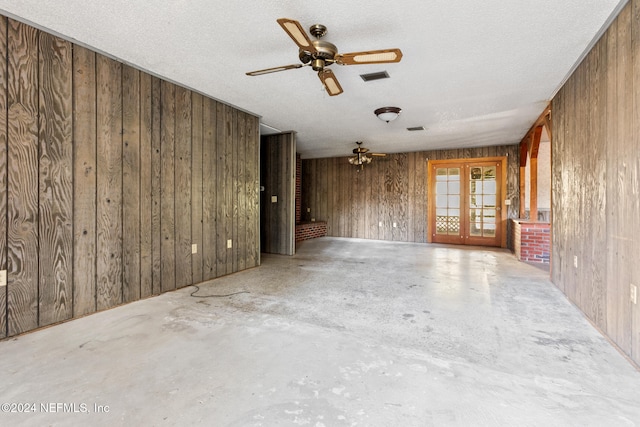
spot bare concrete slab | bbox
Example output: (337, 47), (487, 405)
(1, 237), (639, 426)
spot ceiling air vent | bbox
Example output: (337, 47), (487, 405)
(407, 126), (425, 131)
(360, 71), (390, 82)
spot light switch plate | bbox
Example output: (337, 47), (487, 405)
(191, 244), (197, 254)
(0, 270), (6, 287)
(227, 239), (233, 249)
(271, 195), (277, 203)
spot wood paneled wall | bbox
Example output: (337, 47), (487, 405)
(261, 132), (296, 255)
(551, 0), (640, 366)
(301, 145), (519, 246)
(0, 16), (260, 338)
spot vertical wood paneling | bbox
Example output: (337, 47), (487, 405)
(415, 152), (428, 243)
(383, 158), (394, 241)
(231, 108), (239, 273)
(301, 157), (312, 221)
(588, 40), (607, 330)
(631, 0), (640, 362)
(216, 102), (226, 273)
(122, 64), (141, 303)
(72, 45), (97, 316)
(7, 20), (39, 335)
(160, 81), (175, 291)
(395, 153), (408, 241)
(344, 161), (353, 237)
(139, 73), (153, 299)
(353, 166), (364, 238)
(606, 13), (628, 351)
(237, 112), (247, 271)
(551, 85), (564, 293)
(191, 92), (203, 283)
(246, 114), (259, 267)
(0, 16), (7, 338)
(0, 15), (261, 336)
(174, 86), (192, 288)
(614, 5), (633, 353)
(150, 77), (162, 295)
(366, 160), (378, 240)
(96, 54), (122, 311)
(225, 107), (234, 273)
(552, 0), (640, 366)
(407, 153), (417, 242)
(38, 32), (73, 326)
(318, 158), (328, 224)
(202, 98), (217, 279)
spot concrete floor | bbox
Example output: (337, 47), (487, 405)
(1, 237), (640, 427)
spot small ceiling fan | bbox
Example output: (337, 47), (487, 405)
(348, 141), (387, 171)
(246, 18), (403, 96)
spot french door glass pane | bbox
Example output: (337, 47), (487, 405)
(435, 167), (461, 235)
(468, 165), (498, 238)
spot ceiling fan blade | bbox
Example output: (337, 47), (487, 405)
(371, 153), (387, 157)
(318, 69), (343, 96)
(277, 18), (317, 54)
(336, 48), (403, 65)
(246, 64), (303, 76)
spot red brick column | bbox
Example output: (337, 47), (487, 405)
(513, 220), (550, 264)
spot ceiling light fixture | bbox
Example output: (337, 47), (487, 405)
(375, 106), (401, 123)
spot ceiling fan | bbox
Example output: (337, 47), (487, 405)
(246, 18), (403, 96)
(348, 141), (387, 171)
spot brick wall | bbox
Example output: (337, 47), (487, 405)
(513, 220), (550, 264)
(295, 221), (327, 242)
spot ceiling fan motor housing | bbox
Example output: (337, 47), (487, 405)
(299, 40), (338, 70)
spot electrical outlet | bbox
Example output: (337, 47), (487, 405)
(631, 284), (637, 305)
(504, 199), (512, 206)
(307, 207), (311, 212)
(191, 244), (197, 254)
(271, 195), (277, 203)
(227, 239), (232, 249)
(379, 221), (382, 227)
(311, 218), (315, 222)
(573, 256), (578, 268)
(0, 270), (6, 287)
(393, 222), (397, 228)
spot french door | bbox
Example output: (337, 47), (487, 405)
(428, 158), (505, 247)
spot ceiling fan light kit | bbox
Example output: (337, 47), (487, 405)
(374, 106), (402, 122)
(348, 141), (387, 172)
(246, 18), (403, 96)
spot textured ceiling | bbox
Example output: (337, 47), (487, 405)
(0, 0), (626, 158)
